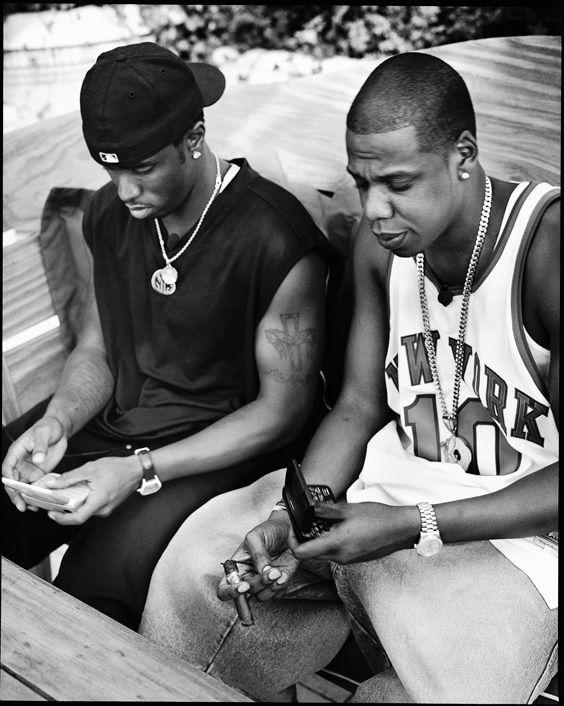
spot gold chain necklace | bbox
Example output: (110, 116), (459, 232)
(416, 175), (492, 469)
(150, 152), (221, 295)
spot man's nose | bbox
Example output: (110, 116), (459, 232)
(364, 185), (393, 222)
(115, 172), (142, 203)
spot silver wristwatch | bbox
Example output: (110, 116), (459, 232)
(414, 502), (443, 557)
(134, 447), (162, 496)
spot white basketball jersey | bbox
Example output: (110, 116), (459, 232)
(347, 181), (560, 607)
(386, 180), (559, 476)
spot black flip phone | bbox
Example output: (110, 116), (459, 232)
(282, 458), (337, 542)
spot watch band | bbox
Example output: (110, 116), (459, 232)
(134, 447), (162, 495)
(414, 501), (443, 557)
(416, 501), (439, 533)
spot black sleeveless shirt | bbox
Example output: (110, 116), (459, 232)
(82, 159), (329, 443)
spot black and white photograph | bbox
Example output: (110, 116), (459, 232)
(2, 5), (560, 703)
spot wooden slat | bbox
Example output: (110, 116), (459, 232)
(2, 236), (56, 340)
(3, 329), (69, 424)
(297, 673), (352, 703)
(2, 354), (21, 425)
(425, 36), (561, 185)
(1, 559), (252, 702)
(0, 670), (47, 701)
(3, 36), (560, 234)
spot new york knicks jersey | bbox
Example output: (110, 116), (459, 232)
(347, 181), (559, 607)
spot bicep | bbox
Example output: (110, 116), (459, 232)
(255, 251), (327, 404)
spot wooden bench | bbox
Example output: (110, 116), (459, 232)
(1, 558), (252, 701)
(2, 35), (560, 702)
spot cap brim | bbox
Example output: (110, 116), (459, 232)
(187, 62), (226, 107)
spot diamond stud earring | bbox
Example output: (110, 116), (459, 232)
(192, 150), (201, 160)
(460, 171), (470, 180)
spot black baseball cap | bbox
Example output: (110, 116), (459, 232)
(80, 41), (226, 167)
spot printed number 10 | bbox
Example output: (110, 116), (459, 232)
(404, 395), (521, 475)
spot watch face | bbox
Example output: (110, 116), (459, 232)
(416, 534), (443, 557)
(138, 476), (162, 496)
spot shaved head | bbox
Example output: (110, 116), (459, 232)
(347, 53), (476, 155)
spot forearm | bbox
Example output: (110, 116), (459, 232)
(150, 397), (304, 481)
(301, 398), (392, 498)
(435, 463), (558, 542)
(45, 345), (114, 438)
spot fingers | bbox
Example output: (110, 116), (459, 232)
(47, 503), (90, 525)
(41, 470), (86, 489)
(244, 531), (275, 576)
(4, 487), (27, 513)
(288, 521), (339, 560)
(2, 418), (65, 480)
(28, 419), (63, 465)
(217, 575), (251, 602)
(253, 565), (292, 601)
(312, 500), (347, 519)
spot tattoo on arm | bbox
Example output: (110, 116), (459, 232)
(264, 313), (318, 386)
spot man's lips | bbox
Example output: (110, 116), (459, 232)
(372, 230), (409, 248)
(373, 230), (408, 241)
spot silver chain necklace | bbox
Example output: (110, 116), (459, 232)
(416, 175), (492, 469)
(150, 152), (221, 295)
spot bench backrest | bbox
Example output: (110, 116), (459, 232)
(3, 36), (560, 425)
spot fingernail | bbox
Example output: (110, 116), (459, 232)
(262, 565), (271, 573)
(268, 569), (281, 580)
(32, 453), (45, 463)
(237, 584), (249, 593)
(276, 572), (289, 585)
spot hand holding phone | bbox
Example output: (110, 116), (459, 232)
(2, 476), (90, 512)
(282, 459), (338, 542)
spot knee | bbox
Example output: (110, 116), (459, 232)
(139, 531), (227, 660)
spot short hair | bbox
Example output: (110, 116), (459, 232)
(347, 53), (476, 154)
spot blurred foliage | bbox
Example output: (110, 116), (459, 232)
(3, 4), (562, 59)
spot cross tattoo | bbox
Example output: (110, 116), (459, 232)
(265, 313), (317, 372)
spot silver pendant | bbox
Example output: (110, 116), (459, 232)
(440, 434), (472, 471)
(151, 268), (176, 295)
(161, 264), (178, 285)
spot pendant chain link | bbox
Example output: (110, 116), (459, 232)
(416, 176), (492, 436)
(154, 152), (221, 267)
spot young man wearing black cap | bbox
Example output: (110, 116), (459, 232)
(1, 42), (329, 630)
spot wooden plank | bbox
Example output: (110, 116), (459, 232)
(2, 353), (21, 425)
(3, 37), (560, 234)
(298, 673), (352, 703)
(2, 236), (56, 340)
(3, 329), (67, 424)
(425, 36), (561, 185)
(1, 559), (252, 702)
(0, 669), (47, 701)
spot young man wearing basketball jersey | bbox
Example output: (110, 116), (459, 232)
(140, 52), (558, 703)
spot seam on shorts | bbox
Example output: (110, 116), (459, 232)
(203, 613), (240, 674)
(527, 639), (558, 704)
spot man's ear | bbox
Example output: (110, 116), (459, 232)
(454, 130), (478, 172)
(186, 121), (206, 154)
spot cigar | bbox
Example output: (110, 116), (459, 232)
(222, 559), (254, 627)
